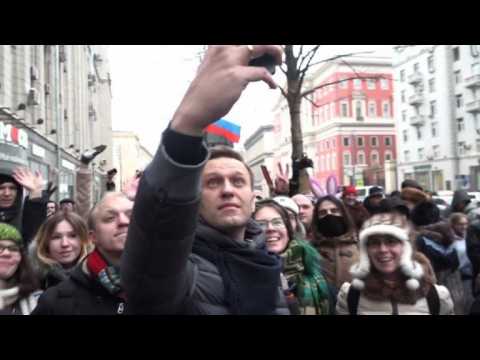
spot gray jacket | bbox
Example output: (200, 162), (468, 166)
(121, 135), (289, 315)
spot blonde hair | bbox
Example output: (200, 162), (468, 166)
(449, 212), (468, 226)
(35, 211), (91, 267)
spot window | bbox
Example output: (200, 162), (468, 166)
(340, 77), (348, 89)
(326, 154), (330, 171)
(354, 79), (362, 89)
(404, 150), (410, 162)
(371, 136), (378, 147)
(325, 105), (330, 120)
(433, 145), (440, 158)
(367, 79), (376, 90)
(371, 151), (379, 164)
(357, 136), (364, 147)
(403, 130), (408, 142)
(414, 63), (420, 72)
(428, 78), (435, 93)
(427, 55), (435, 73)
(341, 102), (348, 117)
(326, 140), (330, 150)
(332, 153), (336, 170)
(355, 101), (363, 120)
(456, 94), (463, 108)
(357, 152), (365, 165)
(477, 139), (480, 153)
(401, 90), (406, 103)
(368, 101), (377, 117)
(385, 152), (392, 161)
(471, 45), (480, 58)
(453, 47), (460, 62)
(343, 152), (351, 166)
(330, 103), (335, 117)
(418, 148), (425, 160)
(458, 142), (465, 155)
(343, 137), (350, 146)
(400, 70), (405, 82)
(431, 122), (438, 137)
(457, 117), (465, 132)
(320, 155), (325, 171)
(385, 136), (392, 146)
(454, 70), (462, 85)
(380, 78), (389, 90)
(383, 101), (390, 117)
(402, 110), (407, 122)
(319, 107), (324, 121)
(473, 62), (480, 75)
(430, 100), (437, 117)
(417, 128), (422, 140)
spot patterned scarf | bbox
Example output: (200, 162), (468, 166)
(86, 249), (124, 299)
(281, 238), (331, 315)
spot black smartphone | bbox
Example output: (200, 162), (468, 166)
(248, 54), (276, 75)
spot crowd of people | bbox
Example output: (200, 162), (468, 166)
(1, 45), (480, 315)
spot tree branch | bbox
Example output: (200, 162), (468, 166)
(298, 45), (321, 73)
(278, 86), (288, 99)
(307, 50), (376, 69)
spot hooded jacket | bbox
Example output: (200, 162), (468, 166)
(451, 190), (480, 222)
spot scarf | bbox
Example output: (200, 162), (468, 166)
(193, 219), (282, 315)
(0, 287), (20, 310)
(281, 238), (331, 315)
(86, 249), (124, 299)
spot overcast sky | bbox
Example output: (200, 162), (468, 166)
(109, 45), (393, 155)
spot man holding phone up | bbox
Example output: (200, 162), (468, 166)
(121, 45), (289, 314)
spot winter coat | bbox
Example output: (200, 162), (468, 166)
(344, 201), (370, 231)
(31, 260), (126, 315)
(121, 131), (289, 315)
(0, 287), (42, 315)
(336, 253), (454, 315)
(415, 221), (465, 314)
(311, 231), (359, 290)
(467, 220), (480, 296)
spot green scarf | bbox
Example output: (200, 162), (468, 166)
(281, 237), (331, 315)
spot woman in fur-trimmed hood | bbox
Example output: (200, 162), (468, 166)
(336, 213), (454, 315)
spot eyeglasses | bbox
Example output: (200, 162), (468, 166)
(0, 244), (22, 254)
(256, 218), (286, 230)
(317, 208), (341, 217)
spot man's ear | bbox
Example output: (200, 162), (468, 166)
(88, 230), (97, 245)
(250, 190), (256, 213)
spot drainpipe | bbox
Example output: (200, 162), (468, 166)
(54, 45), (62, 202)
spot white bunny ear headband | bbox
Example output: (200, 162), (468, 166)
(350, 220), (424, 291)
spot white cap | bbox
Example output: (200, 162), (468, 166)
(273, 196), (299, 216)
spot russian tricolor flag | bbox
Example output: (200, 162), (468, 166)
(205, 119), (241, 143)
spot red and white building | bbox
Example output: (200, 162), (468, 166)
(269, 56), (397, 191)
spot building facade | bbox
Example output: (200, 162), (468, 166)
(393, 45), (480, 191)
(0, 45), (113, 202)
(112, 131), (153, 191)
(268, 56), (396, 193)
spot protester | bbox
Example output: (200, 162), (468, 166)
(0, 223), (41, 314)
(311, 195), (359, 290)
(121, 45), (290, 315)
(291, 193), (315, 241)
(31, 211), (91, 290)
(401, 186), (428, 211)
(336, 213), (454, 315)
(412, 200), (465, 314)
(254, 199), (333, 315)
(272, 196), (306, 238)
(451, 190), (480, 222)
(46, 201), (58, 218)
(363, 186), (385, 215)
(0, 168), (48, 246)
(32, 192), (134, 315)
(59, 198), (75, 213)
(467, 219), (480, 298)
(341, 185), (369, 230)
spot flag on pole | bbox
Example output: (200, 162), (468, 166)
(205, 119), (241, 143)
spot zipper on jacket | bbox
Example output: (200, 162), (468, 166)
(117, 302), (125, 314)
(391, 299), (399, 315)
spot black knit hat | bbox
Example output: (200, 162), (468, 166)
(401, 179), (423, 191)
(410, 201), (440, 226)
(368, 186), (384, 197)
(0, 174), (20, 189)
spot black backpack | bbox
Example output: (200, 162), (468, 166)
(347, 285), (440, 315)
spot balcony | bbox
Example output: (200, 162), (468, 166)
(408, 72), (423, 85)
(465, 74), (480, 89)
(466, 100), (480, 113)
(408, 93), (424, 106)
(410, 115), (426, 126)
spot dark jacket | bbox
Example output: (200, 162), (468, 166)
(31, 261), (125, 315)
(467, 220), (480, 295)
(451, 190), (480, 221)
(121, 129), (289, 315)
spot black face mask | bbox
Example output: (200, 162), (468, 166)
(317, 214), (348, 237)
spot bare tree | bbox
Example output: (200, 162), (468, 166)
(277, 45), (385, 195)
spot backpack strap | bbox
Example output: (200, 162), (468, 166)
(426, 285), (440, 315)
(347, 285), (361, 315)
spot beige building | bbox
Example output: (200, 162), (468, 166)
(112, 131), (153, 191)
(0, 45), (113, 201)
